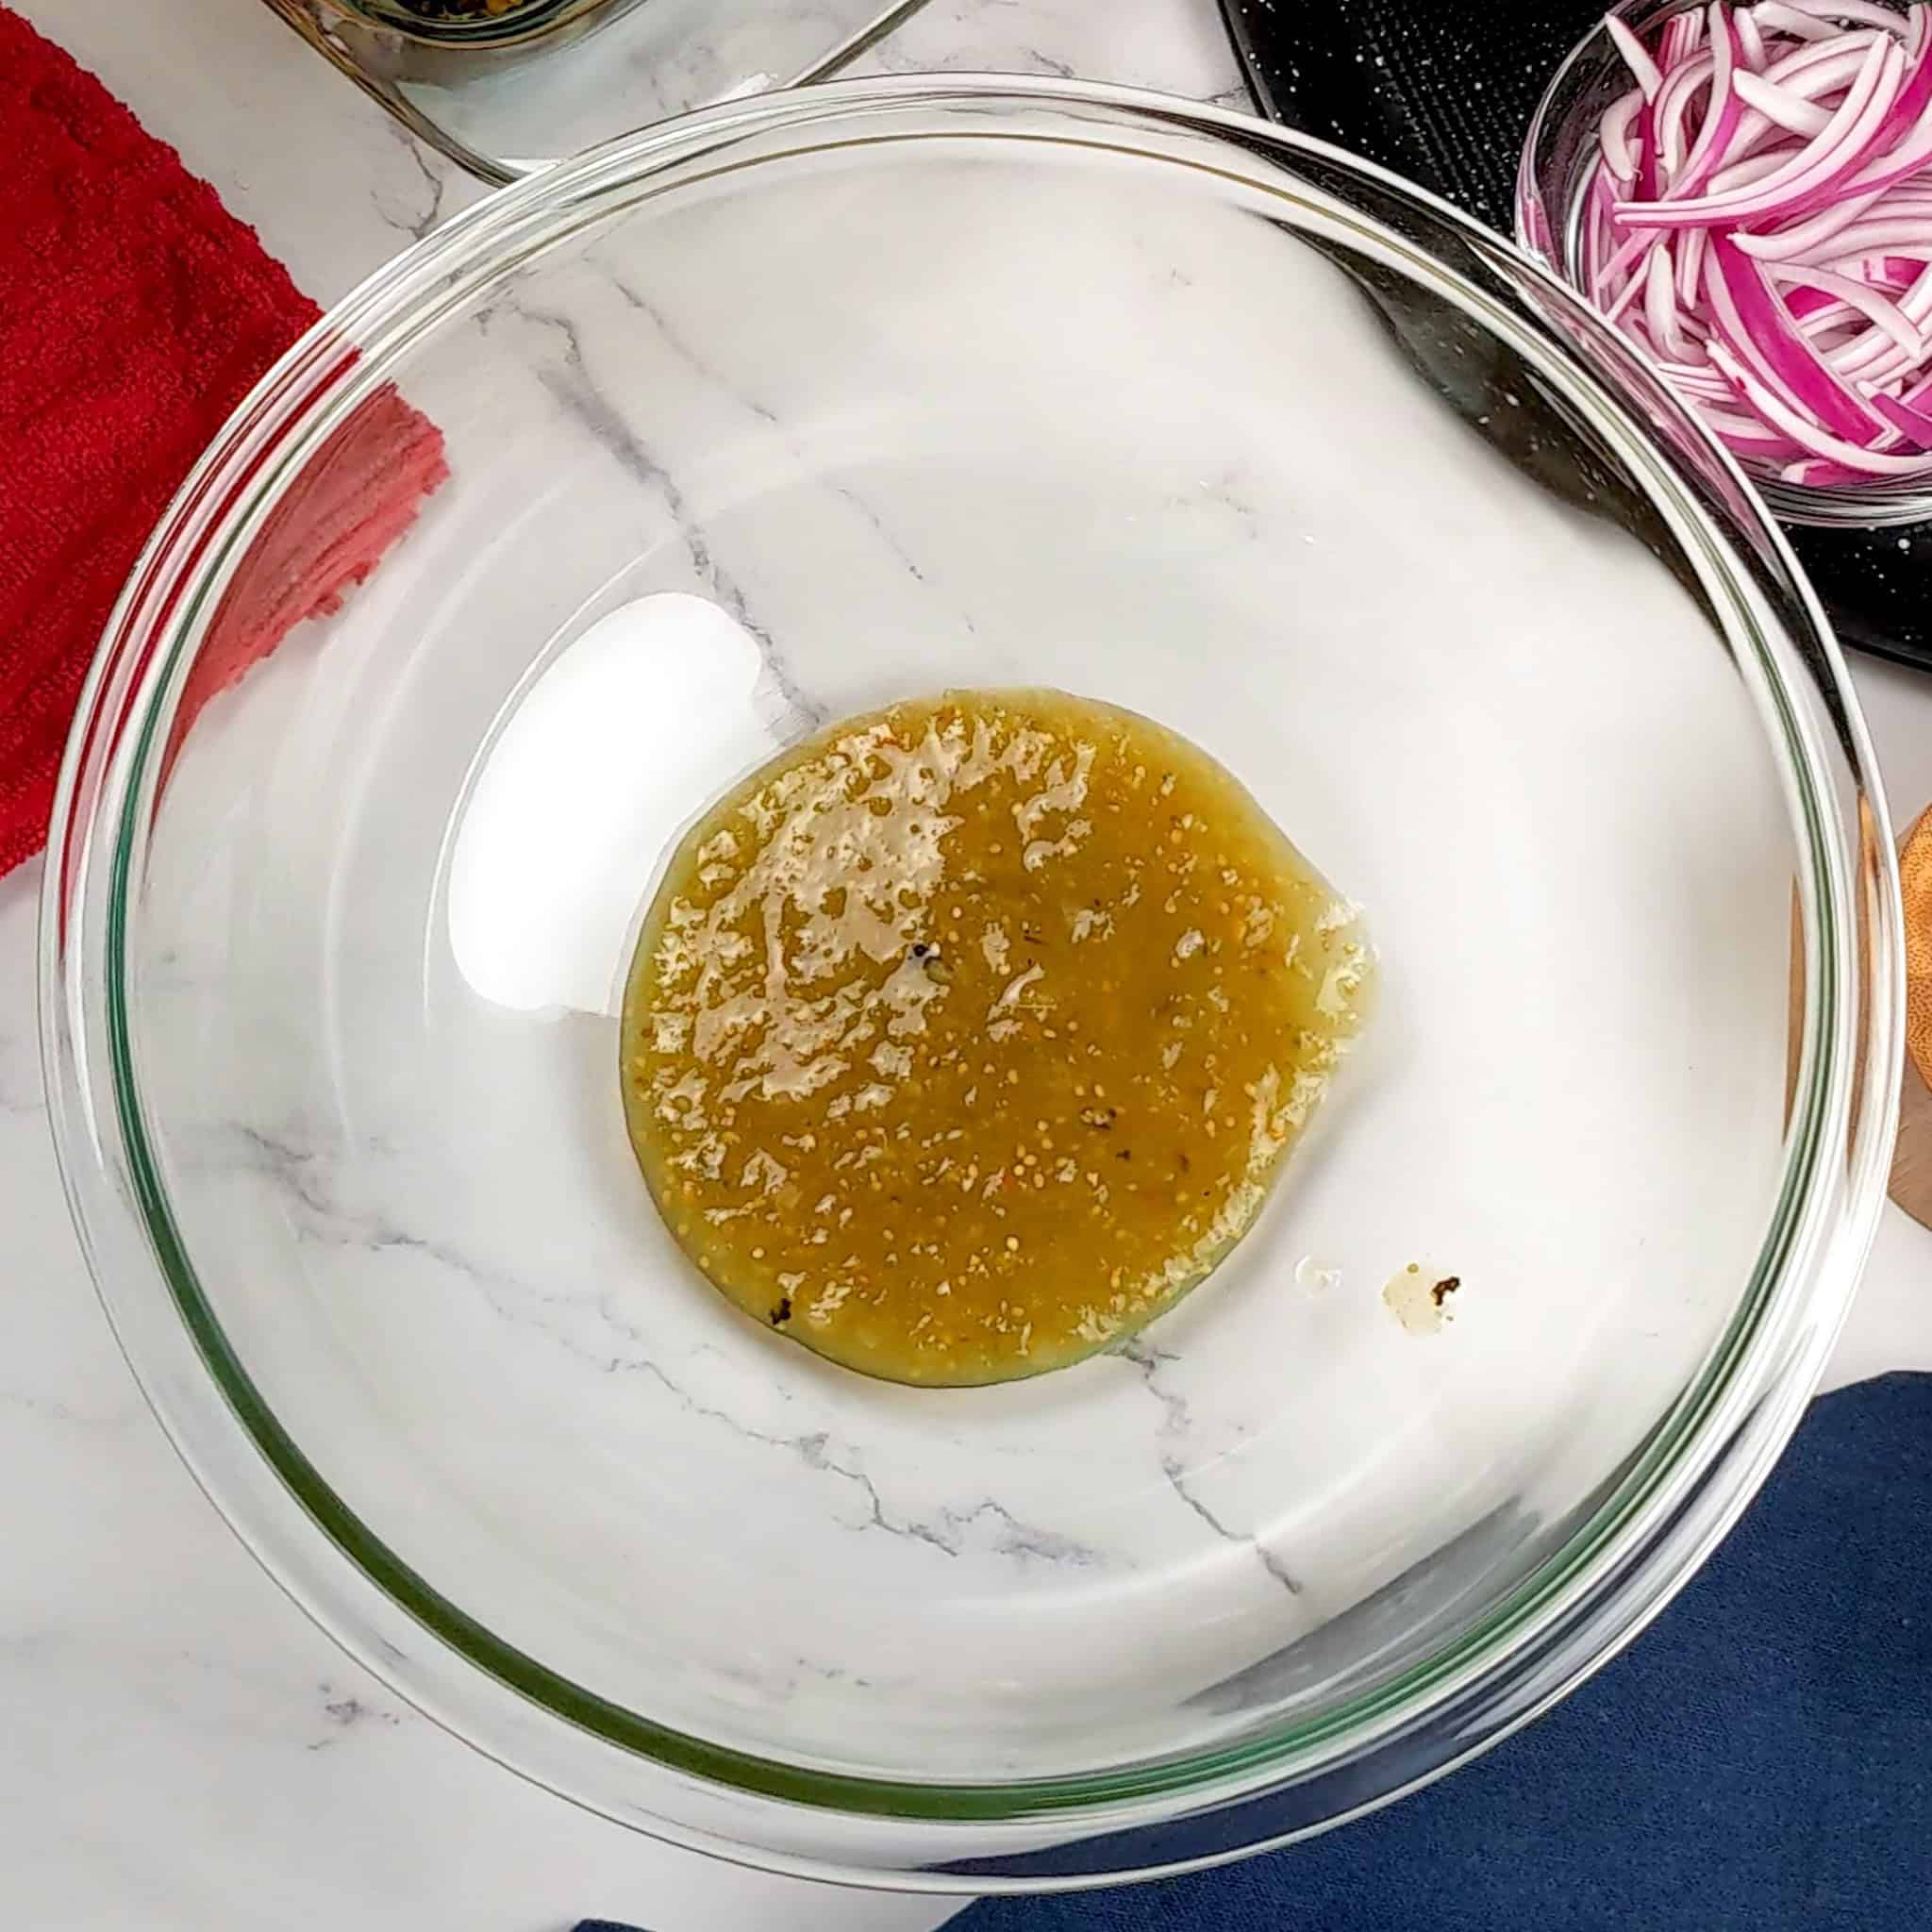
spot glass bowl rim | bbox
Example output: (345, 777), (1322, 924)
(39, 73), (1903, 1886)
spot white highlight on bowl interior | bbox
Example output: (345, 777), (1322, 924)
(449, 591), (777, 1018)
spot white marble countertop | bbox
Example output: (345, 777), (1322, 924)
(5, 3), (1930, 1927)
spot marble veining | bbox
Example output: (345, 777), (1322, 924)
(308, 1683), (409, 1751)
(1124, 1342), (1303, 1595)
(489, 290), (839, 726)
(605, 270), (952, 612)
(371, 116), (456, 244)
(202, 1111), (1121, 1584)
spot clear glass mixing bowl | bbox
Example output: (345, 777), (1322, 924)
(42, 78), (1902, 1889)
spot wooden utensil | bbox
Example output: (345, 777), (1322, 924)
(1890, 807), (1932, 1229)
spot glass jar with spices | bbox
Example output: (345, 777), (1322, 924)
(261, 0), (934, 183)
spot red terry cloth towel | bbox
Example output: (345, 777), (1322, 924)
(0, 7), (447, 877)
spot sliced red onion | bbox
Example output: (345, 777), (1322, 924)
(1606, 255), (1655, 324)
(1676, 220), (1711, 303)
(1643, 242), (1697, 355)
(1661, 7), (1707, 60)
(1830, 315), (1927, 384)
(1612, 34), (1899, 227)
(1803, 220), (1932, 258)
(1822, 99), (1932, 206)
(1791, 290), (1859, 322)
(1728, 177), (1895, 257)
(1709, 340), (1932, 471)
(1765, 258), (1928, 351)
(1601, 89), (1647, 177)
(1724, 34), (1932, 228)
(1706, 235), (1891, 438)
(1674, 6), (1746, 194)
(1733, 35), (1880, 142)
(1863, 385), (1932, 442)
(1783, 458), (1877, 480)
(1732, 66), (1834, 133)
(1737, 4), (1768, 67)
(1580, 1), (1932, 491)
(1763, 28), (1885, 82)
(1787, 28), (1932, 204)
(1707, 145), (1819, 193)
(1608, 12), (1666, 95)
(1754, 2), (1857, 42)
(1703, 408), (1810, 451)
(1656, 50), (1719, 175)
(1775, 0), (1910, 26)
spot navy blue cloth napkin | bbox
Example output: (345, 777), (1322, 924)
(579, 1374), (1931, 1932)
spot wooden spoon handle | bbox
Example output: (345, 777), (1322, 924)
(1890, 807), (1932, 1229)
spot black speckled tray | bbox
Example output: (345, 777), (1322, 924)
(1219, 0), (1932, 673)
